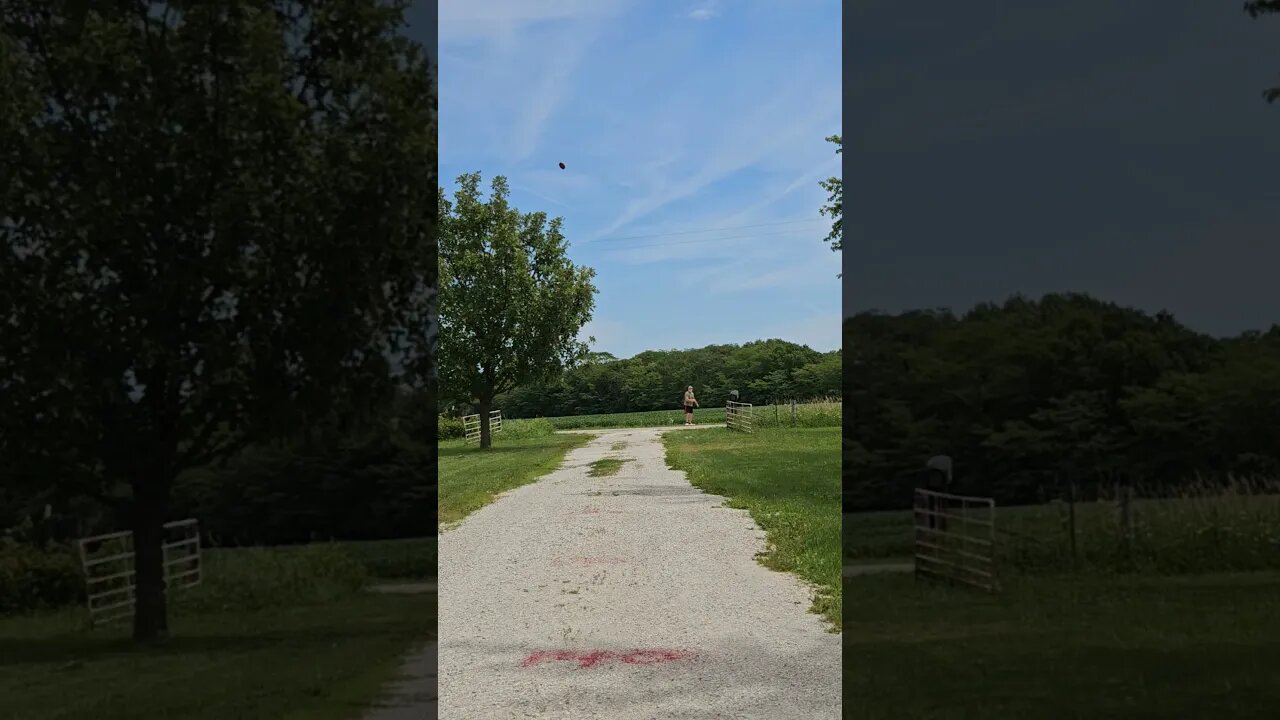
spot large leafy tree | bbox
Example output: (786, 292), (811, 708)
(0, 0), (436, 641)
(819, 134), (842, 253)
(439, 173), (596, 448)
(1246, 1), (1280, 102)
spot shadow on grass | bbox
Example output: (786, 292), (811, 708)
(0, 594), (436, 668)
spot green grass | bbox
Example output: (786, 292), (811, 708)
(533, 401), (842, 430)
(0, 541), (436, 720)
(439, 433), (590, 526)
(843, 571), (1280, 719)
(0, 592), (434, 720)
(588, 457), (629, 477)
(663, 427), (841, 628)
(323, 537), (436, 581)
(845, 490), (1280, 574)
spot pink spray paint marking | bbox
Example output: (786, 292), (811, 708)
(520, 648), (695, 669)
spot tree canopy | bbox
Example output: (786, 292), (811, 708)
(844, 293), (1280, 510)
(1245, 1), (1280, 102)
(438, 172), (597, 447)
(0, 0), (436, 640)
(819, 134), (842, 255)
(492, 339), (840, 419)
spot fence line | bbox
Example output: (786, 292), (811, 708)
(77, 518), (203, 628)
(912, 488), (998, 592)
(725, 401), (753, 433)
(462, 409), (503, 444)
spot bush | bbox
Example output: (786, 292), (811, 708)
(0, 539), (83, 614)
(180, 543), (368, 612)
(438, 414), (464, 440)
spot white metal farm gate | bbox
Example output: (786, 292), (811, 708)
(725, 401), (753, 433)
(77, 518), (203, 627)
(462, 409), (502, 444)
(912, 488), (998, 592)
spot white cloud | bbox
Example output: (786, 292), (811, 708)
(440, 0), (630, 165)
(687, 1), (720, 21)
(584, 56), (840, 241)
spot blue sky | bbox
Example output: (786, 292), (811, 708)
(844, 1), (1280, 336)
(439, 0), (842, 359)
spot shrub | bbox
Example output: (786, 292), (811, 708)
(438, 414), (464, 440)
(0, 539), (83, 614)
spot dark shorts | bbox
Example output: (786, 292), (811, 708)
(684, 405), (694, 413)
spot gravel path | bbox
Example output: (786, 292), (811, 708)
(438, 427), (840, 719)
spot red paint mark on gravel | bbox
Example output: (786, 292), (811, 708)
(520, 649), (694, 669)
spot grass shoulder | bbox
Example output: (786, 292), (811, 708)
(663, 427), (841, 628)
(439, 432), (590, 527)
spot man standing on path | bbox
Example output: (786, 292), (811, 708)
(683, 385), (699, 425)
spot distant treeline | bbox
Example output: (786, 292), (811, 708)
(845, 293), (1280, 510)
(491, 339), (840, 418)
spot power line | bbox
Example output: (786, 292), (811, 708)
(588, 218), (825, 244)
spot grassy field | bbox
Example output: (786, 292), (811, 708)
(843, 570), (1280, 719)
(0, 541), (435, 720)
(663, 427), (841, 627)
(845, 488), (1280, 575)
(531, 400), (842, 430)
(438, 431), (590, 526)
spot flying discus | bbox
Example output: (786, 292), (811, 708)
(558, 162), (566, 169)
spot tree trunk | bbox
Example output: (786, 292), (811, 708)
(131, 473), (171, 643)
(477, 393), (493, 449)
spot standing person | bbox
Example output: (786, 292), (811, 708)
(683, 386), (699, 425)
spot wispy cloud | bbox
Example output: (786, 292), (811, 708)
(441, 1), (842, 358)
(440, 0), (630, 166)
(687, 1), (720, 21)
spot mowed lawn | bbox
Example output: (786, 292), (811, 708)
(0, 541), (436, 720)
(663, 427), (841, 627)
(843, 571), (1280, 719)
(438, 433), (590, 526)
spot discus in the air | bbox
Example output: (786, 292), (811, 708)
(558, 162), (566, 170)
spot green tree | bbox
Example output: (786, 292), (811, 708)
(0, 0), (436, 642)
(438, 173), (597, 448)
(1246, 1), (1280, 102)
(819, 134), (843, 265)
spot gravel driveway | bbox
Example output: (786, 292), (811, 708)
(438, 426), (840, 719)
